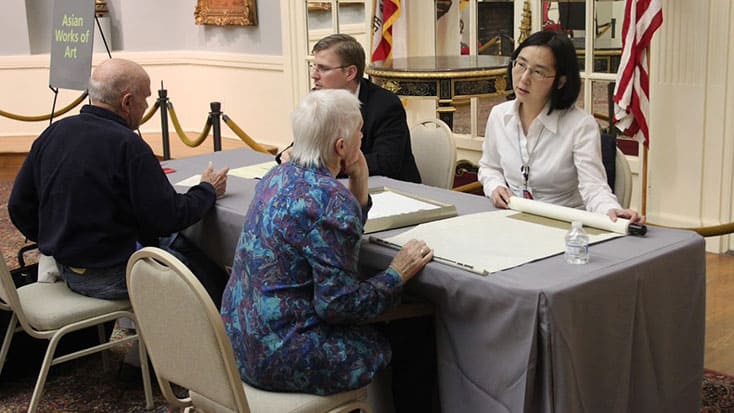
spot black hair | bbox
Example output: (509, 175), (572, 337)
(507, 30), (581, 113)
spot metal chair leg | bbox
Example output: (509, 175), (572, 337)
(27, 332), (63, 413)
(137, 334), (154, 409)
(97, 323), (112, 372)
(0, 312), (18, 377)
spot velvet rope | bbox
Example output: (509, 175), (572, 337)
(0, 92), (88, 122)
(649, 222), (734, 238)
(221, 114), (271, 154)
(166, 102), (211, 147)
(139, 101), (160, 125)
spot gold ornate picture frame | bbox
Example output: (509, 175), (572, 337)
(194, 0), (258, 26)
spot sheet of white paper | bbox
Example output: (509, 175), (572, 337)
(228, 161), (277, 180)
(383, 210), (622, 274)
(175, 162), (277, 187)
(175, 174), (202, 187)
(368, 191), (441, 220)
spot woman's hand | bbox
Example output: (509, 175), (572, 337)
(389, 239), (433, 283)
(345, 152), (369, 207)
(491, 186), (512, 209)
(607, 208), (646, 224)
(343, 150), (368, 179)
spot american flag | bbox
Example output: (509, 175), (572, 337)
(612, 0), (663, 147)
(371, 0), (401, 62)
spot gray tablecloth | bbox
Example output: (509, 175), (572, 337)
(166, 148), (706, 413)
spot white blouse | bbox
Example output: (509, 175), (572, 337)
(478, 100), (621, 214)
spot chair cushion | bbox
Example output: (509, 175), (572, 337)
(17, 281), (130, 331)
(190, 382), (369, 413)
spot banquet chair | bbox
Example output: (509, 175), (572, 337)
(126, 247), (372, 413)
(410, 118), (457, 189)
(600, 130), (632, 209)
(614, 147), (633, 209)
(0, 254), (154, 413)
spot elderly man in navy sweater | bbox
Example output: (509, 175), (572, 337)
(9, 58), (228, 302)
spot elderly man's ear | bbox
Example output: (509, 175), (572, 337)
(120, 93), (132, 112)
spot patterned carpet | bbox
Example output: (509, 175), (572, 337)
(1, 178), (734, 412)
(0, 333), (174, 413)
(702, 369), (734, 413)
(0, 180), (25, 270)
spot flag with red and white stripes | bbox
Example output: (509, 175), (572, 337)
(612, 0), (663, 147)
(371, 0), (401, 62)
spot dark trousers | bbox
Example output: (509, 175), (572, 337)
(59, 233), (228, 308)
(377, 315), (440, 413)
(159, 233), (228, 309)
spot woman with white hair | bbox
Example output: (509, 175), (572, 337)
(221, 89), (434, 400)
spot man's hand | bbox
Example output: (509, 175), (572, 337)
(200, 161), (229, 199)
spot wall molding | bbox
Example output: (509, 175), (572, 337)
(0, 50), (285, 71)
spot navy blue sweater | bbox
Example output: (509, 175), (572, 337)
(9, 105), (216, 268)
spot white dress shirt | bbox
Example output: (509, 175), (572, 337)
(478, 99), (621, 214)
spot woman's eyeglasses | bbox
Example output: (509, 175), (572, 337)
(511, 59), (556, 81)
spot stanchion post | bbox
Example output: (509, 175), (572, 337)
(158, 85), (171, 160)
(210, 102), (222, 152)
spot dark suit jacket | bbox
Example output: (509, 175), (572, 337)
(358, 78), (422, 183)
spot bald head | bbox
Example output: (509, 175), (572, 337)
(88, 58), (151, 129)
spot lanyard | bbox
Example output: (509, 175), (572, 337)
(516, 122), (545, 199)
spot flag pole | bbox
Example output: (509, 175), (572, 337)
(641, 141), (648, 215)
(369, 0), (377, 57)
(640, 47), (651, 216)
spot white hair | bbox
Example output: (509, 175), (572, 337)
(290, 89), (362, 168)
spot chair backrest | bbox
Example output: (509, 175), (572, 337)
(614, 147), (632, 209)
(0, 255), (16, 314)
(600, 132), (617, 191)
(0, 254), (32, 332)
(410, 118), (457, 189)
(600, 128), (632, 209)
(126, 247), (250, 413)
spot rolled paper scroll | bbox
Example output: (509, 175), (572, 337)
(508, 196), (646, 235)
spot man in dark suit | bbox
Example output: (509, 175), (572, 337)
(308, 34), (421, 183)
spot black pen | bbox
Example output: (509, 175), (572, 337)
(275, 142), (294, 164)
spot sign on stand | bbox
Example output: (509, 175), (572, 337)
(49, 0), (95, 91)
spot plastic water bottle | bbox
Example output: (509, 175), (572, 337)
(565, 221), (590, 264)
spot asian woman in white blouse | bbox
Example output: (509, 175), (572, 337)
(478, 30), (644, 224)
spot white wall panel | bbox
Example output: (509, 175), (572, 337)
(0, 51), (292, 152)
(647, 0), (708, 225)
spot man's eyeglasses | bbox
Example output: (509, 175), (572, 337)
(309, 63), (349, 74)
(511, 59), (556, 81)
